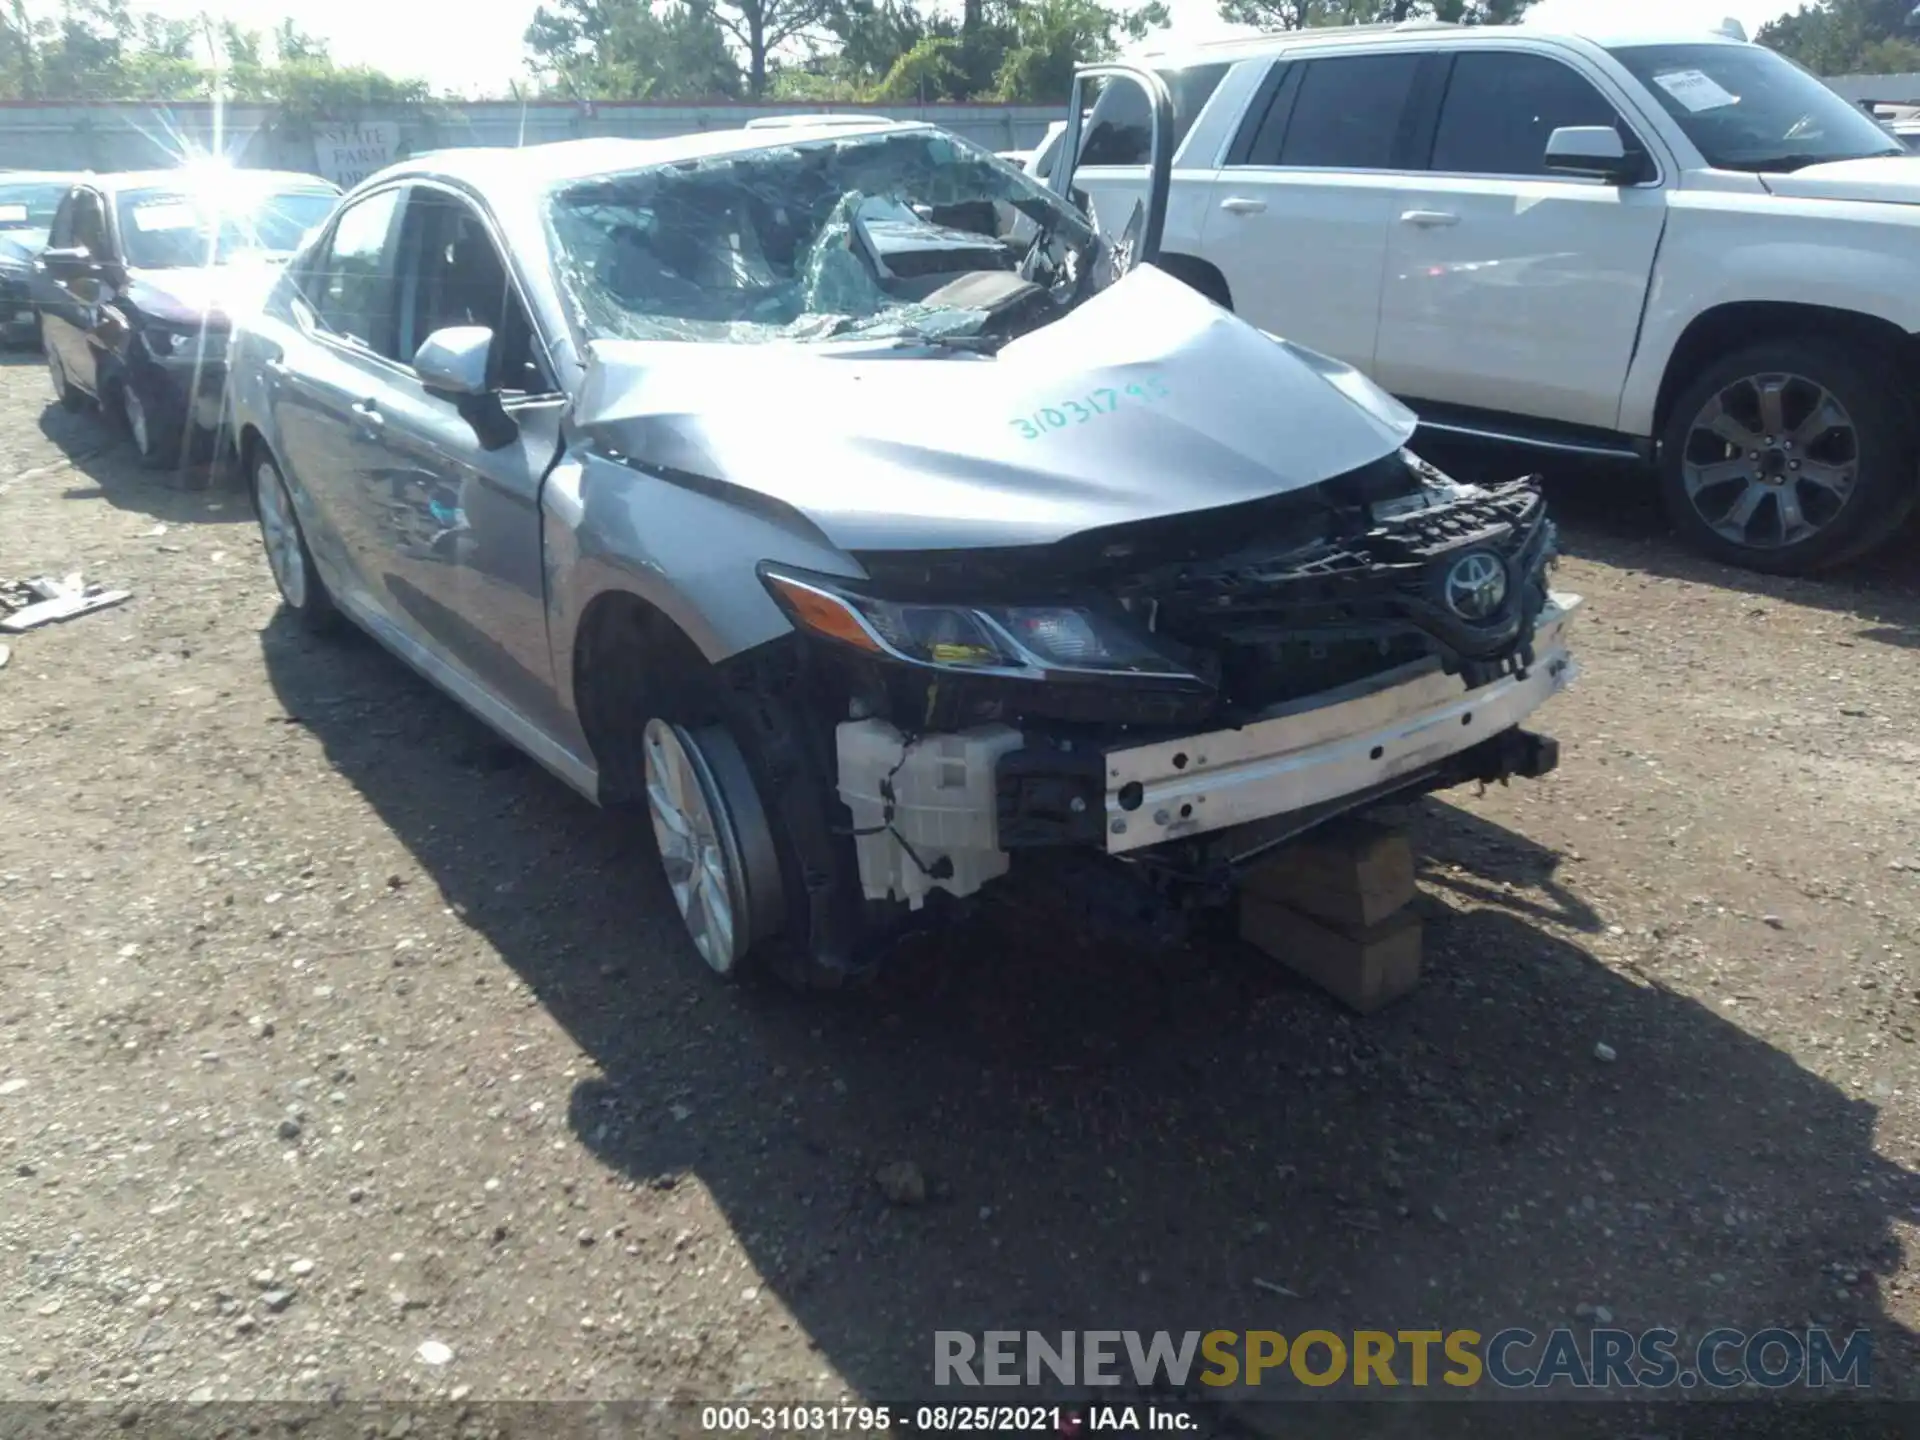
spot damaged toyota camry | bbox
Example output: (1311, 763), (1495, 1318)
(230, 78), (1581, 987)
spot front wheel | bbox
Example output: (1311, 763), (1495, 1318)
(585, 611), (883, 989)
(46, 343), (86, 412)
(116, 376), (184, 471)
(1659, 339), (1918, 574)
(641, 716), (785, 980)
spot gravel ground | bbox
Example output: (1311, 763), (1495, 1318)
(4, 348), (1920, 1420)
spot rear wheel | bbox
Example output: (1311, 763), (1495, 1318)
(252, 450), (341, 633)
(1659, 339), (1918, 574)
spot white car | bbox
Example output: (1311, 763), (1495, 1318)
(1060, 20), (1920, 573)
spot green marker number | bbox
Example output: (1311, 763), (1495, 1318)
(1009, 377), (1171, 440)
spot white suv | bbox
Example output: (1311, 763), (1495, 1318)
(1061, 21), (1920, 574)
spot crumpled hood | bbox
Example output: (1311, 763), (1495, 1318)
(0, 228), (49, 269)
(1760, 155), (1920, 204)
(124, 259), (285, 329)
(572, 264), (1418, 552)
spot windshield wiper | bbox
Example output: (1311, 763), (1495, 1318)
(886, 329), (1002, 355)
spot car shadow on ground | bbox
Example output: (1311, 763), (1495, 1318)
(28, 399), (245, 528)
(1419, 439), (1920, 654)
(260, 612), (1920, 1412)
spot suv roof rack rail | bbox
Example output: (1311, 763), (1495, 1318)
(1141, 19), (1459, 54)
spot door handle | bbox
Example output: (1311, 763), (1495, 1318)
(350, 399), (384, 439)
(1400, 209), (1459, 227)
(263, 357), (289, 377)
(1219, 196), (1268, 215)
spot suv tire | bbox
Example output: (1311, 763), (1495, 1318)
(1659, 338), (1918, 574)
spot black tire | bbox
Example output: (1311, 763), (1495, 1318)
(585, 611), (880, 991)
(46, 342), (87, 412)
(249, 449), (342, 634)
(1659, 338), (1918, 575)
(113, 373), (187, 472)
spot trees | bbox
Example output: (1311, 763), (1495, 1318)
(0, 2), (437, 107)
(524, 0), (741, 99)
(989, 0), (1169, 102)
(0, 0), (1183, 108)
(1216, 0), (1534, 30)
(1760, 0), (1920, 75)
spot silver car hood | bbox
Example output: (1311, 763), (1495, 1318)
(571, 264), (1419, 553)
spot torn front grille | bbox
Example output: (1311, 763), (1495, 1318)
(1114, 478), (1555, 710)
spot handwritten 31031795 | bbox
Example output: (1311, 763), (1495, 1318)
(1007, 377), (1171, 441)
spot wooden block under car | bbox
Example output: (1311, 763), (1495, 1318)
(1238, 816), (1416, 930)
(1239, 897), (1423, 1014)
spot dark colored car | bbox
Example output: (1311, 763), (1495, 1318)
(0, 171), (86, 346)
(35, 167), (341, 468)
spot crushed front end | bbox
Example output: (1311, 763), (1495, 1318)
(760, 449), (1580, 916)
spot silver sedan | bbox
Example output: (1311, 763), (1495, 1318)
(230, 116), (1578, 988)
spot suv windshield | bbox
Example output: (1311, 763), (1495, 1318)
(0, 181), (68, 232)
(547, 128), (1102, 345)
(1609, 43), (1903, 172)
(115, 184), (339, 269)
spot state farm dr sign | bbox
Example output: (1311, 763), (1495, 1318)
(312, 121), (401, 189)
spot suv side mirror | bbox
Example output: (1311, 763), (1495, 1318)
(414, 325), (518, 451)
(39, 245), (95, 275)
(1544, 125), (1643, 184)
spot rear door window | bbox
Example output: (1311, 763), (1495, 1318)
(307, 187), (405, 358)
(1275, 53), (1423, 169)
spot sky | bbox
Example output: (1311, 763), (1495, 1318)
(116, 0), (1799, 98)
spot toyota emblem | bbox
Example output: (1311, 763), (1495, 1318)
(1443, 552), (1507, 621)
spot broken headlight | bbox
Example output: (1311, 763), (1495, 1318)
(144, 321), (226, 360)
(760, 565), (1205, 683)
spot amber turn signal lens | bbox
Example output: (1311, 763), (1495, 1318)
(765, 576), (884, 653)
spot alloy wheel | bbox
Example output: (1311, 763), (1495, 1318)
(254, 460), (309, 611)
(1680, 372), (1858, 552)
(643, 718), (750, 975)
(122, 384), (152, 457)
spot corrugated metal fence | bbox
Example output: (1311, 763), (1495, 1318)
(0, 100), (1063, 176)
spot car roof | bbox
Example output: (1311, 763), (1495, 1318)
(0, 170), (90, 184)
(374, 120), (926, 194)
(1126, 19), (1753, 68)
(742, 113), (890, 129)
(85, 167), (341, 196)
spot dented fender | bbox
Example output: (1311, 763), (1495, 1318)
(538, 445), (869, 741)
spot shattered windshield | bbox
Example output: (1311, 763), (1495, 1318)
(546, 128), (1104, 345)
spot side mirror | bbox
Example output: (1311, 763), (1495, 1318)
(413, 325), (493, 397)
(1544, 125), (1643, 184)
(413, 325), (518, 452)
(39, 245), (95, 275)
